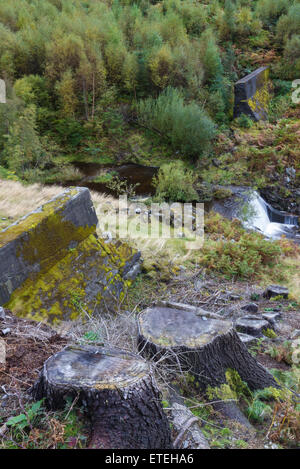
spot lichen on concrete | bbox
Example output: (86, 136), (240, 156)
(0, 187), (140, 322)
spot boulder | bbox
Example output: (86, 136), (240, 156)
(234, 67), (271, 121)
(263, 285), (289, 299)
(0, 188), (141, 322)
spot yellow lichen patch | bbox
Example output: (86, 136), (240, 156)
(6, 232), (138, 322)
(247, 68), (271, 117)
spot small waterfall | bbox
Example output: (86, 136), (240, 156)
(243, 192), (298, 239)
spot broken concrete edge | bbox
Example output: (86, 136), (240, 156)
(0, 187), (97, 305)
(0, 187), (141, 322)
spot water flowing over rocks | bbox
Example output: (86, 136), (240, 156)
(31, 345), (172, 449)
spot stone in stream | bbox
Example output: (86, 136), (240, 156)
(0, 187), (141, 322)
(263, 285), (289, 299)
(31, 345), (172, 449)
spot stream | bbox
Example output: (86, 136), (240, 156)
(64, 162), (299, 241)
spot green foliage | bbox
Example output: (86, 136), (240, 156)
(153, 160), (199, 202)
(235, 113), (254, 129)
(6, 400), (44, 431)
(137, 87), (216, 158)
(206, 369), (252, 404)
(256, 0), (290, 27)
(106, 175), (140, 198)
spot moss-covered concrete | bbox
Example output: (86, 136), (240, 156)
(234, 67), (271, 121)
(0, 187), (140, 322)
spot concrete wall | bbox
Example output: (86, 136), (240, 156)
(0, 187), (140, 322)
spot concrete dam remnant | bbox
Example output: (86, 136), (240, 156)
(0, 187), (140, 322)
(234, 67), (271, 121)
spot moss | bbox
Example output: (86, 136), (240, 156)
(246, 68), (271, 116)
(2, 189), (139, 322)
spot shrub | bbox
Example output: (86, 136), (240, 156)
(137, 87), (216, 159)
(152, 160), (199, 202)
(198, 232), (282, 279)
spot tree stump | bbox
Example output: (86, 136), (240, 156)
(31, 345), (172, 449)
(137, 306), (279, 392)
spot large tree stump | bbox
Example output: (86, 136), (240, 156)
(138, 306), (279, 392)
(31, 345), (172, 449)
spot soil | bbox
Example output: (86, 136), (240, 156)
(0, 310), (67, 419)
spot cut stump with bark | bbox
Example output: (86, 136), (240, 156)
(31, 345), (172, 449)
(137, 306), (279, 392)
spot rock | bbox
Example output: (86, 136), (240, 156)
(0, 307), (5, 320)
(262, 312), (282, 326)
(286, 167), (296, 179)
(212, 158), (221, 168)
(235, 316), (270, 337)
(0, 328), (11, 336)
(237, 332), (259, 346)
(234, 67), (271, 121)
(123, 259), (142, 280)
(263, 285), (289, 299)
(290, 330), (300, 340)
(241, 303), (259, 313)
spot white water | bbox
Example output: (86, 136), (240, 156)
(243, 192), (298, 239)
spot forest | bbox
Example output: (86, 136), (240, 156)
(0, 0), (299, 452)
